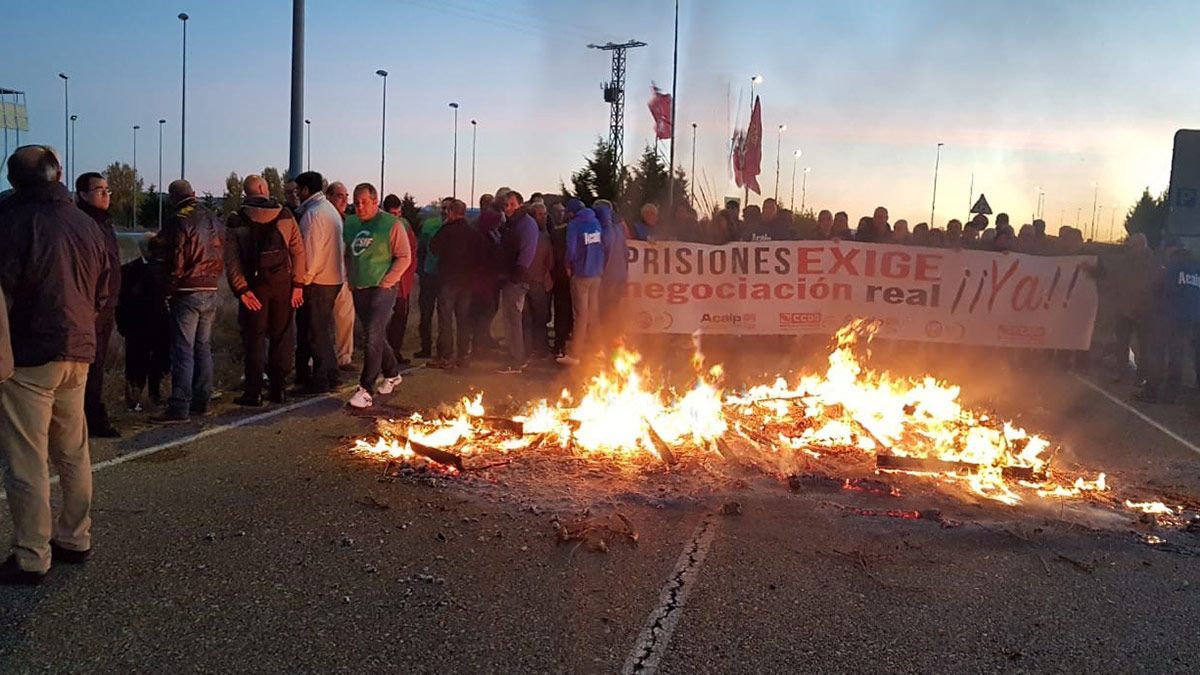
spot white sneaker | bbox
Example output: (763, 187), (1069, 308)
(556, 355), (581, 366)
(348, 387), (374, 409)
(377, 374), (403, 395)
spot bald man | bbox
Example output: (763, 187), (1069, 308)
(326, 181), (356, 369)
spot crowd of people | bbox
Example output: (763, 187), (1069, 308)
(0, 142), (1197, 584)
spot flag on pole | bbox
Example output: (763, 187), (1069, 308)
(731, 129), (746, 188)
(743, 96), (763, 194)
(648, 84), (673, 140)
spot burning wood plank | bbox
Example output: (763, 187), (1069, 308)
(396, 435), (465, 472)
(480, 416), (524, 435)
(875, 454), (1042, 481)
(642, 418), (677, 467)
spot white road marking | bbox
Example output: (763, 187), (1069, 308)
(1073, 373), (1200, 458)
(0, 367), (420, 501)
(622, 514), (719, 675)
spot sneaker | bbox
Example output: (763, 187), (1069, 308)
(0, 555), (45, 585)
(556, 355), (581, 366)
(233, 394), (263, 407)
(496, 363), (526, 375)
(150, 410), (189, 424)
(50, 541), (91, 565)
(396, 356), (413, 367)
(348, 387), (374, 409)
(377, 374), (403, 395)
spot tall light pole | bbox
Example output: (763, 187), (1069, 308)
(930, 142), (944, 227)
(789, 149), (801, 211)
(470, 119), (477, 206)
(449, 102), (459, 199)
(157, 119), (166, 229)
(1090, 182), (1099, 240)
(801, 167), (811, 213)
(774, 124), (786, 201)
(287, 0), (305, 180)
(745, 74), (762, 207)
(1110, 204), (1118, 240)
(1036, 186), (1045, 220)
(666, 0), (680, 209)
(58, 73), (69, 186)
(690, 122), (698, 207)
(69, 114), (77, 188)
(304, 119), (311, 171)
(132, 125), (141, 230)
(376, 69), (388, 193)
(178, 12), (189, 180)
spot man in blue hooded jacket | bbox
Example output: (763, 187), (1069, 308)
(594, 200), (629, 322)
(1136, 236), (1200, 403)
(557, 199), (605, 366)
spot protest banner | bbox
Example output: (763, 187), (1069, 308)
(624, 240), (1099, 349)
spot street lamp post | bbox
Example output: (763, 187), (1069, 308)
(449, 102), (459, 200)
(1036, 186), (1045, 220)
(305, 119), (311, 171)
(58, 73), (68, 186)
(132, 125), (141, 230)
(1110, 204), (1118, 240)
(801, 167), (811, 213)
(930, 142), (944, 228)
(789, 149), (801, 211)
(470, 119), (477, 206)
(69, 114), (77, 188)
(157, 119), (166, 229)
(178, 12), (189, 179)
(376, 69), (388, 193)
(1090, 182), (1099, 240)
(774, 124), (786, 201)
(690, 122), (697, 207)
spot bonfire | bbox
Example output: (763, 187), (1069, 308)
(354, 320), (1187, 522)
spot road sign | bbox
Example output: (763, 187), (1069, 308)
(1168, 130), (1200, 237)
(970, 193), (992, 215)
(0, 101), (29, 131)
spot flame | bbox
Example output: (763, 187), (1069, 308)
(1124, 500), (1175, 515)
(354, 319), (1120, 505)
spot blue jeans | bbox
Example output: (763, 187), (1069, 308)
(351, 286), (399, 393)
(167, 291), (217, 416)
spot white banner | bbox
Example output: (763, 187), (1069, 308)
(624, 240), (1099, 349)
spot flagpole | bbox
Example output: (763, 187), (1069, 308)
(666, 0), (679, 210)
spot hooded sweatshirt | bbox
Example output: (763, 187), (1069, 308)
(565, 207), (605, 278)
(224, 196), (307, 296)
(594, 204), (629, 286)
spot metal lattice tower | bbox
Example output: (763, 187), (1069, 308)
(588, 40), (646, 168)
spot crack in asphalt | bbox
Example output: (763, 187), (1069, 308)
(623, 513), (719, 675)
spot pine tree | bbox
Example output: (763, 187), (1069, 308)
(223, 171), (244, 216)
(1124, 187), (1168, 247)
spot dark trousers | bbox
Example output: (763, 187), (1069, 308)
(387, 292), (411, 361)
(124, 329), (170, 406)
(239, 287), (295, 398)
(1145, 317), (1196, 399)
(525, 283), (551, 357)
(352, 286), (399, 394)
(297, 283), (340, 390)
(437, 284), (474, 361)
(417, 273), (439, 354)
(84, 308), (116, 427)
(471, 286), (498, 353)
(551, 277), (572, 355)
(1113, 314), (1152, 381)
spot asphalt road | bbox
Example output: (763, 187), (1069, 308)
(1, 355), (1199, 674)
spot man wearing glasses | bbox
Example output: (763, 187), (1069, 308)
(74, 172), (122, 438)
(326, 182), (356, 372)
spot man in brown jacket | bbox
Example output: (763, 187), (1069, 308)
(225, 175), (306, 405)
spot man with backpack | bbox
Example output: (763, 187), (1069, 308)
(224, 175), (307, 406)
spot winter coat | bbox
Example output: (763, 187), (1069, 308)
(430, 216), (485, 288)
(565, 208), (605, 278)
(161, 196), (225, 293)
(77, 201), (122, 311)
(594, 205), (629, 285)
(116, 252), (171, 340)
(224, 196), (307, 296)
(0, 182), (111, 366)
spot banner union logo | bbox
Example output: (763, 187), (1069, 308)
(701, 312), (755, 327)
(779, 312), (822, 327)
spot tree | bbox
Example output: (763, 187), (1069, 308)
(223, 171), (244, 216)
(621, 145), (689, 218)
(565, 139), (627, 205)
(261, 166), (285, 203)
(138, 184), (166, 230)
(1124, 187), (1168, 247)
(104, 162), (143, 229)
(400, 192), (421, 228)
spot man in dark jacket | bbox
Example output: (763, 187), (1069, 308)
(497, 191), (539, 374)
(1136, 237), (1200, 404)
(224, 175), (307, 406)
(430, 199), (483, 368)
(547, 202), (572, 358)
(382, 194), (418, 368)
(74, 171), (122, 438)
(0, 145), (111, 584)
(152, 179), (225, 422)
(117, 235), (171, 412)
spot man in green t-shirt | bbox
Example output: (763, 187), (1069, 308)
(342, 183), (412, 409)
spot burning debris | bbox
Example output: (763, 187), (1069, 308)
(351, 320), (1195, 528)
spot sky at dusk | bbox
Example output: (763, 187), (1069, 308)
(3, 0), (1198, 238)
